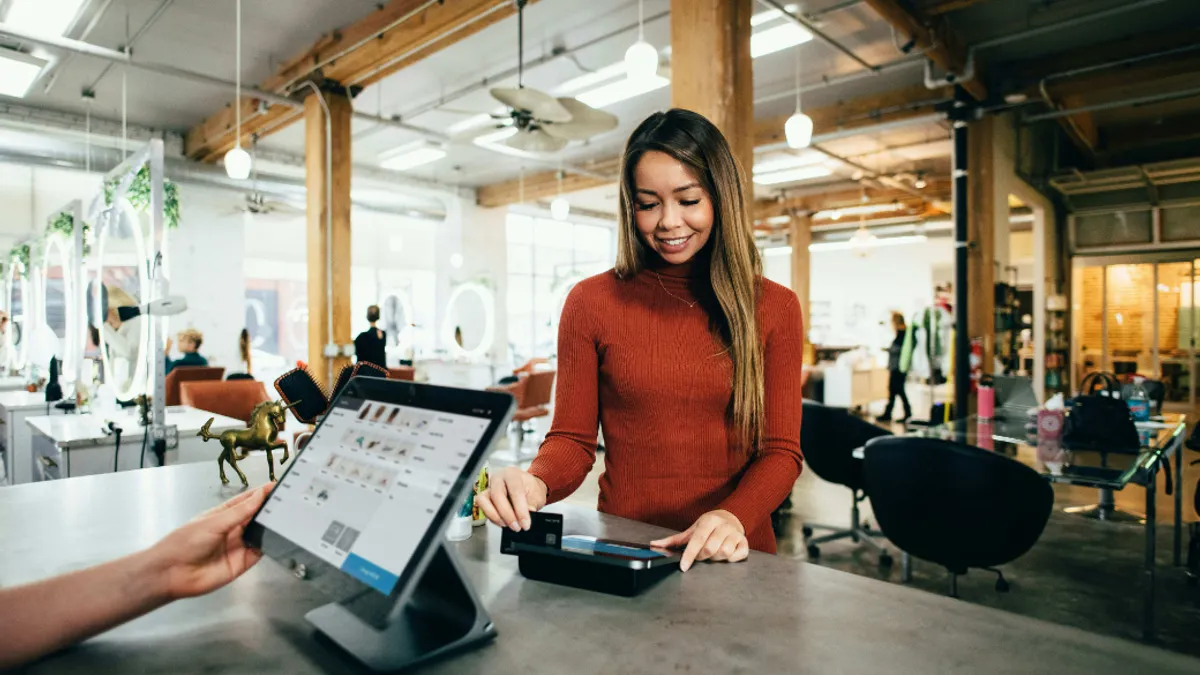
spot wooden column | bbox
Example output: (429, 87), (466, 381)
(790, 214), (812, 362)
(670, 0), (755, 176)
(967, 114), (997, 385)
(305, 89), (353, 389)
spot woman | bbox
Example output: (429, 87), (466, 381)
(477, 109), (805, 571)
(877, 311), (912, 423)
(100, 286), (143, 390)
(354, 305), (387, 370)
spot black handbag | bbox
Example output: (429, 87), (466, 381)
(1063, 372), (1141, 452)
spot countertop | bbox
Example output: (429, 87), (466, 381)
(25, 407), (243, 449)
(1, 462), (1198, 674)
(0, 390), (61, 413)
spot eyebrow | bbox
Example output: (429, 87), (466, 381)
(635, 183), (701, 197)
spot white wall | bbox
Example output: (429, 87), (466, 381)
(808, 238), (954, 349)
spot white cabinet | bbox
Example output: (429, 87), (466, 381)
(823, 367), (890, 410)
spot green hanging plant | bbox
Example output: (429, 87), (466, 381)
(9, 244), (30, 277)
(46, 212), (92, 259)
(104, 164), (181, 229)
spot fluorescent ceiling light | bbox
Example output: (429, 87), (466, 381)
(753, 152), (823, 175)
(752, 165), (833, 186)
(751, 4), (799, 27)
(809, 235), (928, 252)
(6, 0), (86, 37)
(763, 245), (793, 256)
(474, 126), (518, 146)
(555, 62), (629, 96)
(0, 49), (47, 98)
(751, 23), (813, 59)
(576, 74), (669, 108)
(447, 112), (498, 135)
(814, 203), (903, 219)
(380, 141), (447, 171)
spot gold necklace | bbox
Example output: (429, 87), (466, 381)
(654, 271), (698, 308)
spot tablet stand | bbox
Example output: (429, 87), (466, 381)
(306, 543), (496, 672)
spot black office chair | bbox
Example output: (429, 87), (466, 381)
(862, 436), (1053, 597)
(226, 372), (255, 381)
(799, 400), (894, 565)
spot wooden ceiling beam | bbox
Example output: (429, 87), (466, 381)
(753, 180), (950, 221)
(862, 0), (987, 100)
(479, 84), (953, 209)
(917, 0), (992, 16)
(185, 0), (534, 162)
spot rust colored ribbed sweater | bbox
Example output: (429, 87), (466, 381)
(527, 260), (805, 553)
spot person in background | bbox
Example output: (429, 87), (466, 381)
(165, 328), (208, 376)
(236, 328), (253, 377)
(476, 109), (805, 572)
(0, 484), (272, 670)
(354, 305), (387, 370)
(877, 311), (912, 423)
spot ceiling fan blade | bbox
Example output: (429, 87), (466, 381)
(265, 200), (305, 215)
(506, 129), (569, 153)
(541, 98), (620, 140)
(491, 87), (572, 123)
(449, 118), (513, 144)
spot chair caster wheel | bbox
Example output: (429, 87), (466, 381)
(879, 553), (894, 567)
(807, 544), (820, 559)
(801, 526), (813, 538)
(995, 578), (1010, 592)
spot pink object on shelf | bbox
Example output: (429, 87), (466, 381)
(978, 385), (995, 419)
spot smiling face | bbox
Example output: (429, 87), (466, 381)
(632, 150), (715, 266)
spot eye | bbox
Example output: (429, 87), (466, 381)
(679, 199), (701, 207)
(635, 202), (658, 211)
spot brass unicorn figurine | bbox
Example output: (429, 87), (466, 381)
(200, 399), (299, 486)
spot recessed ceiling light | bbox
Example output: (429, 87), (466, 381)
(379, 140), (447, 171)
(751, 23), (813, 59)
(752, 152), (823, 175)
(750, 4), (799, 27)
(752, 165), (833, 186)
(575, 74), (669, 108)
(6, 0), (87, 37)
(0, 49), (47, 99)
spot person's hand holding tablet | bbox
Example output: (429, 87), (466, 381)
(476, 466), (548, 532)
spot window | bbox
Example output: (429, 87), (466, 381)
(506, 213), (614, 364)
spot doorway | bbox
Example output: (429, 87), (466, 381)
(1072, 256), (1200, 412)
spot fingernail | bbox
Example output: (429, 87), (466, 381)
(510, 521), (521, 531)
(521, 518), (531, 530)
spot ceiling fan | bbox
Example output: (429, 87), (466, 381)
(229, 138), (304, 219)
(469, 0), (618, 153)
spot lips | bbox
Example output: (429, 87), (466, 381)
(657, 234), (692, 253)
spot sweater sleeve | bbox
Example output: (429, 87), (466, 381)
(527, 283), (600, 503)
(718, 290), (805, 531)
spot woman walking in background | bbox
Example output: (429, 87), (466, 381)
(878, 312), (912, 423)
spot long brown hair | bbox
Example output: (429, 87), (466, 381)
(614, 109), (764, 450)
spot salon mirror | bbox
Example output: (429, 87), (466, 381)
(6, 260), (26, 371)
(443, 283), (494, 360)
(95, 202), (150, 400)
(42, 235), (72, 377)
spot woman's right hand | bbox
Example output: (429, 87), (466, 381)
(475, 467), (548, 531)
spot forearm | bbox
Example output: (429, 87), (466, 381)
(0, 549), (171, 669)
(718, 451), (803, 531)
(527, 434), (596, 503)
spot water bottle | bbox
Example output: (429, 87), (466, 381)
(1126, 379), (1151, 423)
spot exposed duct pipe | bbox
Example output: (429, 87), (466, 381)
(0, 22), (447, 141)
(753, 55), (924, 106)
(1023, 84), (1200, 123)
(756, 0), (877, 71)
(973, 0), (1173, 51)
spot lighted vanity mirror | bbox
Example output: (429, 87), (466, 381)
(42, 235), (74, 377)
(94, 203), (150, 400)
(6, 259), (27, 371)
(442, 283), (495, 360)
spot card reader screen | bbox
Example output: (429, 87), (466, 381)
(254, 397), (490, 595)
(562, 535), (669, 559)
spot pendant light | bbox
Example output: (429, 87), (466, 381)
(550, 169), (570, 221)
(784, 41), (813, 149)
(224, 0), (252, 180)
(624, 0), (657, 81)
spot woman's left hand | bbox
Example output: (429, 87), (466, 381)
(650, 510), (749, 572)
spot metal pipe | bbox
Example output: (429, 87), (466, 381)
(974, 0), (1172, 50)
(952, 114), (969, 420)
(0, 22), (448, 142)
(756, 112), (945, 154)
(295, 82), (336, 387)
(753, 55), (923, 106)
(1023, 84), (1200, 122)
(808, 0), (864, 20)
(1042, 42), (1200, 86)
(756, 0), (877, 72)
(42, 0), (117, 94)
(85, 0), (177, 93)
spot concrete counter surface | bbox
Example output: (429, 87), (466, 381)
(1, 462), (1197, 674)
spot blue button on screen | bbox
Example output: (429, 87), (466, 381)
(341, 553), (400, 594)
